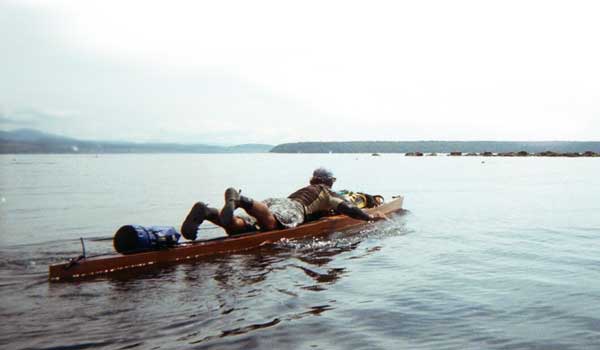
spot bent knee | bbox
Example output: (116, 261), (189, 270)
(263, 216), (279, 231)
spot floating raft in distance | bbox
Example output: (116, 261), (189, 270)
(49, 197), (404, 282)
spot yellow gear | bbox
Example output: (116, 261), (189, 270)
(343, 192), (368, 208)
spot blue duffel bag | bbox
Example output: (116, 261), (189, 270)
(113, 225), (181, 254)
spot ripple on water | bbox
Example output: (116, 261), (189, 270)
(3, 155), (600, 349)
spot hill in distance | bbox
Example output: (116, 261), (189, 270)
(270, 141), (600, 154)
(4, 129), (599, 155)
(0, 129), (273, 154)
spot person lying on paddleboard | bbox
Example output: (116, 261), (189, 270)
(181, 168), (387, 240)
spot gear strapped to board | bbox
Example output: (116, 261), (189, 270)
(336, 190), (384, 209)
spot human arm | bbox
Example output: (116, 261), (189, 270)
(336, 201), (387, 221)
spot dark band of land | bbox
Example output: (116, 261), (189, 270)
(270, 141), (600, 154)
(2, 129), (600, 155)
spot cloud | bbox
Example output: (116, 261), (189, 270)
(1, 1), (599, 142)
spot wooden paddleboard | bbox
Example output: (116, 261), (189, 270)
(49, 196), (404, 282)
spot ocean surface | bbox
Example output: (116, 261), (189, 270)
(1, 154), (599, 350)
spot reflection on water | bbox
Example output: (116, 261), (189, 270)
(2, 154), (600, 349)
(2, 215), (411, 349)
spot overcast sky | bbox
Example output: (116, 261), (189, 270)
(1, 0), (599, 144)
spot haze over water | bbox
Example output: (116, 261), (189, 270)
(1, 154), (600, 350)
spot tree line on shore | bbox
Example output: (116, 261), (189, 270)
(3, 130), (600, 155)
(270, 141), (600, 154)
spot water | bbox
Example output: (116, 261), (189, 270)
(1, 154), (599, 349)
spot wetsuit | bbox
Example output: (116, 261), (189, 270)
(263, 184), (371, 228)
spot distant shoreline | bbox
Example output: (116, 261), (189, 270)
(2, 152), (599, 158)
(403, 151), (599, 157)
(0, 129), (273, 154)
(270, 141), (600, 154)
(2, 129), (600, 155)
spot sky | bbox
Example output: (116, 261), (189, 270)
(1, 0), (599, 144)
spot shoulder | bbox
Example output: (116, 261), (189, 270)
(322, 186), (343, 202)
(317, 184), (334, 193)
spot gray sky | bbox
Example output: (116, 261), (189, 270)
(1, 0), (599, 144)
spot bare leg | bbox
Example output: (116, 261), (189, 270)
(205, 214), (252, 235)
(182, 202), (251, 239)
(242, 200), (278, 231)
(221, 188), (279, 231)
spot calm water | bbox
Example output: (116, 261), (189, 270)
(1, 154), (599, 350)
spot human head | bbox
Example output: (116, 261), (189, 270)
(310, 167), (336, 187)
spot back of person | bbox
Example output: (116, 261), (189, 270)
(288, 184), (343, 218)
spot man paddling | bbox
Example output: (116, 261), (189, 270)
(181, 168), (387, 240)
